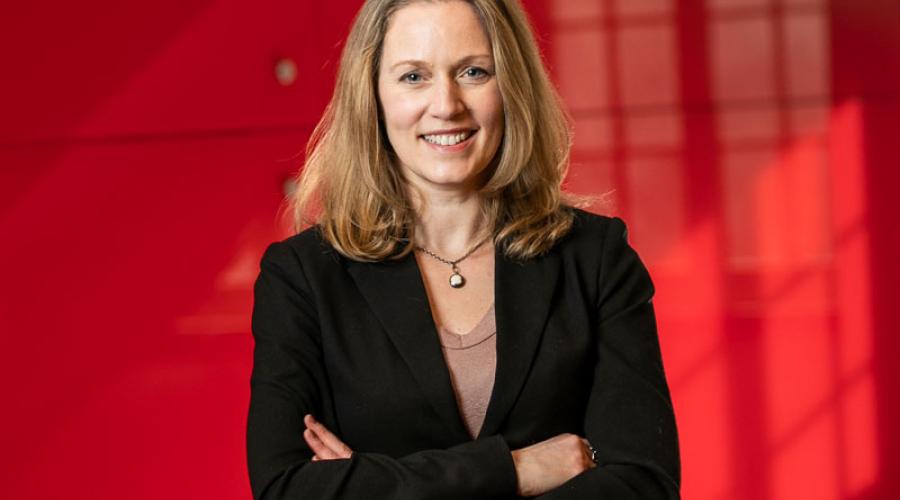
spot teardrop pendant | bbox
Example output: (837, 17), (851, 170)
(449, 272), (465, 288)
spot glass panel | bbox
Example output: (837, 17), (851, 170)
(554, 29), (609, 110)
(710, 18), (776, 102)
(624, 113), (684, 147)
(718, 107), (780, 142)
(549, 0), (604, 22)
(785, 12), (830, 99)
(618, 25), (680, 107)
(613, 0), (673, 17)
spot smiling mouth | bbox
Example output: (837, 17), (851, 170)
(420, 129), (477, 146)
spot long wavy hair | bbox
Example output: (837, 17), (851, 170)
(291, 0), (576, 261)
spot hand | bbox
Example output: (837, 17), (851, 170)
(510, 433), (597, 497)
(303, 414), (354, 461)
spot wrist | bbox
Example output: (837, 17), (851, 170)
(510, 448), (532, 496)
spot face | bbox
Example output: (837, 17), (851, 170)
(377, 0), (505, 195)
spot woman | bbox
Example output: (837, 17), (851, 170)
(247, 0), (680, 498)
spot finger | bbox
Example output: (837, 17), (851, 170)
(303, 415), (340, 457)
(305, 414), (353, 458)
(304, 428), (340, 460)
(305, 414), (345, 449)
(304, 417), (351, 459)
(303, 428), (331, 459)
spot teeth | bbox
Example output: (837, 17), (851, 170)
(423, 131), (472, 146)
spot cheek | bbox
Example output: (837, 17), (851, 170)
(379, 92), (421, 135)
(482, 95), (505, 145)
(480, 92), (505, 160)
(477, 89), (505, 133)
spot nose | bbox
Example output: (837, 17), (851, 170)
(428, 76), (466, 119)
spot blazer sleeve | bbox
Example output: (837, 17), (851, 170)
(246, 241), (519, 500)
(534, 217), (681, 500)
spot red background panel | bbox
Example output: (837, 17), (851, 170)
(2, 0), (899, 499)
(0, 0), (359, 142)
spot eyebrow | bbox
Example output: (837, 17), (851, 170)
(388, 54), (493, 72)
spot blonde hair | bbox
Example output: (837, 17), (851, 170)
(291, 0), (575, 261)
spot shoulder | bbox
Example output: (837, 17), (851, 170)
(553, 208), (651, 295)
(255, 227), (355, 311)
(554, 207), (628, 255)
(264, 226), (340, 262)
(258, 226), (344, 283)
(566, 209), (655, 306)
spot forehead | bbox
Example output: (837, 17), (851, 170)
(381, 1), (492, 64)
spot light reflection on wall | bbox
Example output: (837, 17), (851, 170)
(829, 101), (877, 497)
(545, 0), (877, 498)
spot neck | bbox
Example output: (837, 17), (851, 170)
(410, 187), (489, 258)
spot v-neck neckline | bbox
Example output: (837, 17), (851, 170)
(343, 236), (561, 440)
(437, 302), (496, 349)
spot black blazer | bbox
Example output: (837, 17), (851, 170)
(247, 210), (680, 499)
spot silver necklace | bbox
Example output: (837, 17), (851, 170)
(415, 234), (491, 289)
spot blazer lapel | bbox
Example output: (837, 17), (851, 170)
(477, 248), (560, 438)
(344, 253), (471, 440)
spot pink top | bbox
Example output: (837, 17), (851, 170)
(437, 303), (497, 439)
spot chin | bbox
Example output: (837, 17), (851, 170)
(427, 170), (481, 187)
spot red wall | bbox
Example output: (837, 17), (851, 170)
(1, 0), (898, 498)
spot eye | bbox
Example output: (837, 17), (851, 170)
(463, 67), (490, 80)
(401, 72), (423, 83)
